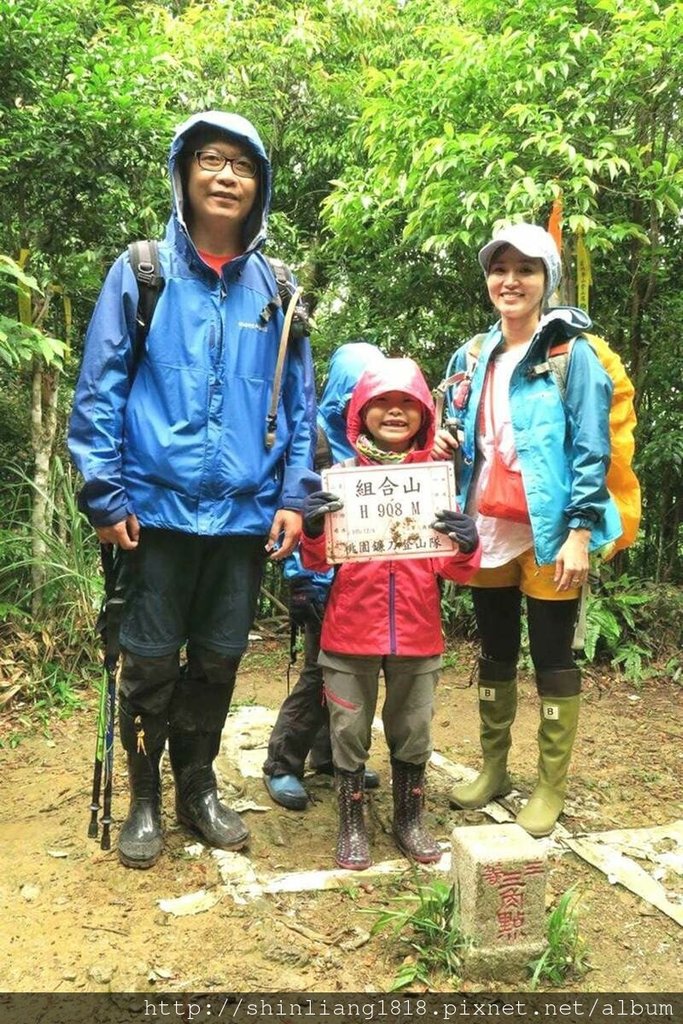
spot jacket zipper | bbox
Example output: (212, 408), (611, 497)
(389, 564), (397, 654)
(216, 279), (226, 369)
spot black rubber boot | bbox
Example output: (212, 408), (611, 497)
(118, 706), (166, 869)
(335, 767), (371, 871)
(167, 648), (248, 850)
(168, 730), (249, 850)
(391, 758), (441, 864)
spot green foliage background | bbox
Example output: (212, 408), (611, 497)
(0, 0), (681, 697)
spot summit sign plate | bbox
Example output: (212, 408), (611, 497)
(321, 461), (457, 564)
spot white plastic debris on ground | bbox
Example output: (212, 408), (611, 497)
(183, 843), (205, 857)
(158, 889), (222, 916)
(231, 797), (272, 813)
(216, 704), (278, 779)
(563, 820), (683, 927)
(211, 851), (261, 905)
(211, 848), (451, 902)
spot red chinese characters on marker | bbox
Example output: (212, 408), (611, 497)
(482, 861), (545, 942)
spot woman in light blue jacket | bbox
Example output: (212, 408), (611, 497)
(435, 223), (621, 837)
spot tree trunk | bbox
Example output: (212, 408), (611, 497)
(30, 359), (60, 616)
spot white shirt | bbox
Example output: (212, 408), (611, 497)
(467, 342), (534, 568)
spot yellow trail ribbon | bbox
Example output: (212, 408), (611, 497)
(576, 227), (592, 312)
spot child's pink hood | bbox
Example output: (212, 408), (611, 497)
(346, 358), (436, 454)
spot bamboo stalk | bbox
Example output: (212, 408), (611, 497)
(259, 585), (289, 616)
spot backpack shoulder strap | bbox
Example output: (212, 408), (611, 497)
(546, 337), (577, 401)
(127, 239), (164, 373)
(261, 256), (312, 340)
(266, 256), (293, 299)
(262, 256), (312, 450)
(433, 332), (488, 426)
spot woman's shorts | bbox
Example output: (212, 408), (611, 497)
(469, 547), (581, 601)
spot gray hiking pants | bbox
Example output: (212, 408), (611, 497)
(318, 650), (441, 772)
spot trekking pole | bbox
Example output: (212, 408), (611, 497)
(99, 653), (118, 851)
(87, 665), (108, 839)
(87, 545), (125, 849)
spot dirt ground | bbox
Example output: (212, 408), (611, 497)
(0, 640), (681, 995)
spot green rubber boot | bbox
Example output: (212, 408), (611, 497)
(516, 693), (580, 838)
(449, 658), (517, 810)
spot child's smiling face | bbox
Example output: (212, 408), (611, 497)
(362, 390), (423, 452)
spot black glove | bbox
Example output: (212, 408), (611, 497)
(431, 509), (478, 554)
(289, 577), (329, 630)
(302, 490), (344, 538)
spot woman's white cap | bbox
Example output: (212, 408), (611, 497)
(478, 222), (562, 300)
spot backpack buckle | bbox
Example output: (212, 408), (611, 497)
(137, 259), (156, 284)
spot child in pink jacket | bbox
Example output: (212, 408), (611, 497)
(301, 358), (481, 869)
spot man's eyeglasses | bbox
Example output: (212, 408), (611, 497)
(194, 150), (258, 179)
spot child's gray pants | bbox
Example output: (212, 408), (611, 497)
(318, 650), (442, 772)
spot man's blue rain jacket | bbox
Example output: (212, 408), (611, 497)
(446, 307), (623, 566)
(68, 111), (317, 535)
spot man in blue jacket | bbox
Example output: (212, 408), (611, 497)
(69, 111), (317, 868)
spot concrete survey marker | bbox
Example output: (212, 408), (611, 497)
(451, 823), (548, 982)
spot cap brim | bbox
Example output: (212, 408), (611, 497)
(478, 235), (549, 272)
(478, 239), (504, 272)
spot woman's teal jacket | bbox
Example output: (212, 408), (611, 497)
(445, 306), (623, 565)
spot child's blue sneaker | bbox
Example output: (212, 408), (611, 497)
(263, 773), (308, 810)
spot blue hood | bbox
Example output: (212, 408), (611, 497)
(317, 342), (386, 463)
(537, 304), (592, 341)
(167, 110), (272, 266)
